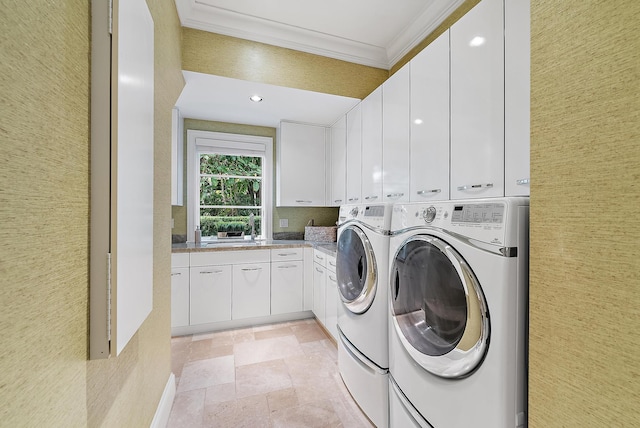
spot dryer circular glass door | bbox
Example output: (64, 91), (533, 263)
(390, 235), (490, 378)
(336, 225), (377, 314)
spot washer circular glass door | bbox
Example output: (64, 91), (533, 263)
(390, 234), (490, 378)
(336, 225), (377, 314)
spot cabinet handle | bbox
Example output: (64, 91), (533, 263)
(277, 252), (297, 256)
(241, 267), (262, 271)
(457, 183), (493, 191)
(334, 199), (343, 203)
(315, 254), (324, 260)
(516, 178), (530, 185)
(200, 270), (223, 274)
(386, 193), (404, 198)
(315, 267), (324, 273)
(364, 195), (378, 200)
(171, 272), (182, 276)
(328, 275), (337, 282)
(417, 189), (441, 196)
(328, 261), (336, 267)
(278, 264), (298, 269)
(295, 200), (313, 203)
(348, 197), (359, 202)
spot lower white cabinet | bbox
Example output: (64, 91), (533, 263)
(171, 253), (190, 328)
(312, 249), (338, 341)
(313, 262), (326, 324)
(233, 262), (271, 320)
(271, 260), (304, 315)
(171, 246), (314, 334)
(324, 254), (338, 340)
(190, 265), (232, 325)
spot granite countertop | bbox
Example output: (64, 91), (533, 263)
(172, 239), (337, 256)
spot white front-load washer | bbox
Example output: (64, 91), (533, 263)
(336, 203), (393, 428)
(388, 198), (529, 428)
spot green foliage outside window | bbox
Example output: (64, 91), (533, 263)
(199, 153), (263, 237)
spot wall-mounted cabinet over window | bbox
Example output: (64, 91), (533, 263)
(277, 121), (327, 207)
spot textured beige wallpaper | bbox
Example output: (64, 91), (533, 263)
(529, 1), (640, 426)
(1, 0), (183, 426)
(1, 1), (90, 425)
(182, 28), (388, 99)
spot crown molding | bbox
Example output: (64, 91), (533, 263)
(175, 0), (465, 70)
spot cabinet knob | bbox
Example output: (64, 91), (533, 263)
(457, 183), (493, 191)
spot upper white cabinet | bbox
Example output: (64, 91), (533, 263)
(450, 0), (505, 199)
(329, 115), (347, 206)
(346, 104), (362, 204)
(409, 30), (450, 202)
(382, 64), (411, 203)
(361, 87), (383, 203)
(505, 0), (531, 196)
(277, 121), (327, 206)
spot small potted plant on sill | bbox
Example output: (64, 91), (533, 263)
(217, 221), (246, 238)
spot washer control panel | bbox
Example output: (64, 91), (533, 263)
(338, 204), (393, 230)
(392, 199), (529, 247)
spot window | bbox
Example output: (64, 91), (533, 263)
(187, 130), (273, 241)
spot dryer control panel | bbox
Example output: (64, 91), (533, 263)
(391, 198), (529, 247)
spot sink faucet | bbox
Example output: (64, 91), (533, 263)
(249, 213), (256, 241)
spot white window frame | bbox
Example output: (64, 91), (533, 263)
(187, 130), (273, 242)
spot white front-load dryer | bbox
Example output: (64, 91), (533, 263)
(388, 198), (529, 428)
(336, 203), (392, 428)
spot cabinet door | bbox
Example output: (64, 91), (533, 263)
(171, 267), (189, 327)
(329, 115), (347, 206)
(346, 104), (362, 204)
(313, 263), (326, 323)
(505, 0), (530, 196)
(190, 265), (232, 325)
(361, 87), (383, 203)
(382, 65), (410, 203)
(410, 31), (450, 202)
(450, 0), (504, 199)
(325, 269), (338, 340)
(278, 121), (326, 206)
(232, 262), (271, 319)
(271, 261), (304, 315)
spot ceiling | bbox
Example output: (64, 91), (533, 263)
(173, 0), (465, 127)
(175, 71), (361, 127)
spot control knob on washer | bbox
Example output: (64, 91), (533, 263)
(350, 207), (359, 217)
(422, 206), (437, 223)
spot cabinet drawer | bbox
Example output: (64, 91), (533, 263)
(271, 247), (304, 262)
(171, 252), (189, 268)
(326, 254), (337, 273)
(190, 249), (270, 267)
(313, 249), (327, 267)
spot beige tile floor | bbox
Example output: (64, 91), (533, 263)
(168, 318), (375, 428)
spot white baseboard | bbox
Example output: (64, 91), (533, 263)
(150, 372), (176, 428)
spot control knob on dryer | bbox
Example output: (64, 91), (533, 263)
(349, 207), (359, 217)
(422, 206), (437, 223)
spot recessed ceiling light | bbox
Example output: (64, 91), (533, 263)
(249, 95), (263, 102)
